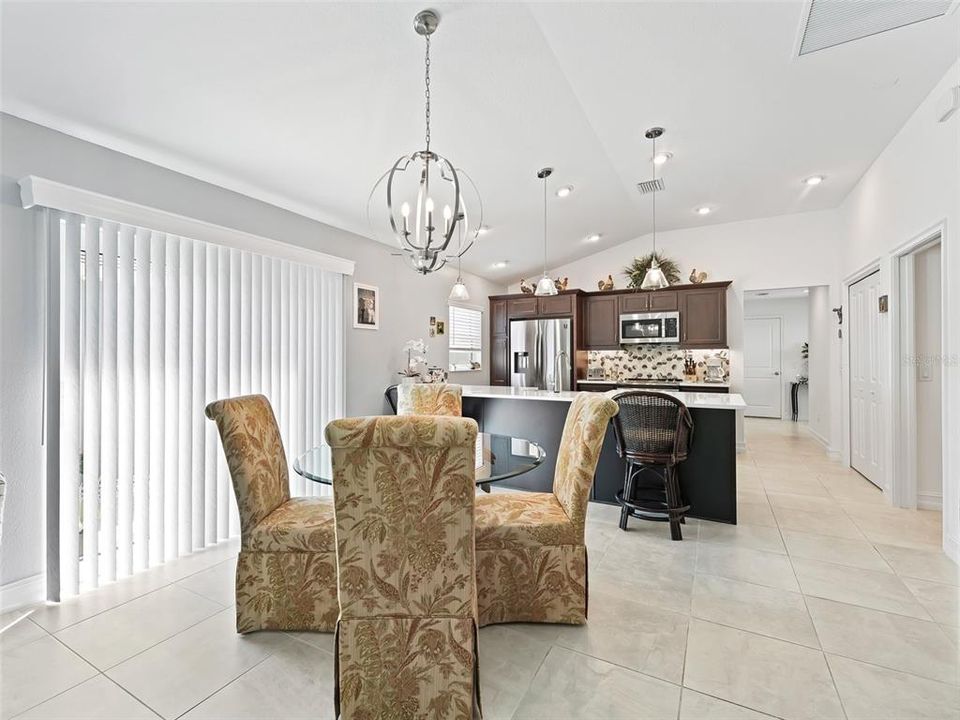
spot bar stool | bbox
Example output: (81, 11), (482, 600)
(611, 390), (694, 540)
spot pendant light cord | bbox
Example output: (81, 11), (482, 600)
(543, 176), (548, 277)
(424, 35), (431, 152)
(652, 134), (657, 257)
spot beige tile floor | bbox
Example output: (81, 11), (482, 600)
(2, 418), (957, 719)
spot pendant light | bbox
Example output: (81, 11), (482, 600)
(367, 9), (483, 275)
(449, 212), (470, 301)
(640, 127), (670, 290)
(534, 167), (558, 296)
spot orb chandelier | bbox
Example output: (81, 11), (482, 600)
(367, 9), (482, 275)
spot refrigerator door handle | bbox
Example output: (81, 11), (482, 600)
(536, 319), (544, 390)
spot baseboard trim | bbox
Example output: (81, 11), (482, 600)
(805, 426), (840, 458)
(945, 535), (959, 565)
(0, 573), (44, 612)
(918, 492), (943, 511)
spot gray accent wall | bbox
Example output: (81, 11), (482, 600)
(0, 113), (504, 590)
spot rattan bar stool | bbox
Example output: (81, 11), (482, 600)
(611, 390), (695, 540)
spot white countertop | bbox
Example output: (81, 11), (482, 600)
(577, 379), (730, 389)
(460, 385), (746, 411)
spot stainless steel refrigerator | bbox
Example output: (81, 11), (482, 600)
(509, 318), (573, 391)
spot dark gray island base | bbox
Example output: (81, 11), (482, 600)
(461, 394), (739, 525)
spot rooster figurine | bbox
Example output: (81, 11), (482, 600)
(553, 276), (569, 291)
(689, 269), (708, 284)
(597, 274), (615, 291)
(519, 278), (535, 294)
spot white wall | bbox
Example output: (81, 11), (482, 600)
(836, 60), (959, 559)
(512, 209), (844, 449)
(0, 113), (504, 597)
(807, 285), (833, 450)
(744, 295), (810, 421)
(914, 243), (942, 510)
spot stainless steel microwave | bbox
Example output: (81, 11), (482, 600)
(619, 311), (681, 344)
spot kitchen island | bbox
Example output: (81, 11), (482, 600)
(457, 385), (746, 524)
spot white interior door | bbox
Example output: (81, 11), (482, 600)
(744, 317), (782, 418)
(850, 271), (883, 487)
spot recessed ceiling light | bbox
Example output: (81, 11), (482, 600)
(585, 233), (601, 243)
(555, 185), (574, 198)
(804, 175), (825, 186)
(653, 152), (673, 166)
(492, 260), (508, 269)
(695, 206), (711, 215)
(477, 225), (491, 236)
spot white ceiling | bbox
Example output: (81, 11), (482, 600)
(2, 2), (957, 282)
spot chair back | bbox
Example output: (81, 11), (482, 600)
(325, 414), (480, 717)
(611, 390), (694, 464)
(397, 383), (463, 416)
(205, 395), (290, 540)
(552, 394), (619, 529)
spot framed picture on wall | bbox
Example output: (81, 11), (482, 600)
(353, 282), (379, 330)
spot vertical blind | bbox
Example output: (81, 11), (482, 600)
(51, 210), (344, 597)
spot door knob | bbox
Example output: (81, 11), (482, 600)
(774, 371), (780, 376)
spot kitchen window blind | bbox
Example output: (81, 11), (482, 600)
(448, 304), (482, 372)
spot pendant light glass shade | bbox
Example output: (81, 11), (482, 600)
(535, 276), (558, 296)
(534, 166), (558, 296)
(640, 259), (669, 289)
(449, 279), (470, 301)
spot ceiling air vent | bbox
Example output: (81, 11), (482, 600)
(798, 0), (952, 56)
(636, 178), (665, 195)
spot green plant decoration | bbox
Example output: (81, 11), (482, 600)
(624, 252), (682, 289)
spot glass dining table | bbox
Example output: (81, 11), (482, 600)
(293, 431), (546, 490)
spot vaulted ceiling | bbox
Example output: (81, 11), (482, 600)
(3, 2), (957, 281)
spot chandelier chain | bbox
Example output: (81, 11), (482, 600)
(424, 35), (431, 151)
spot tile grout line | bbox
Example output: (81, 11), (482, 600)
(29, 550), (237, 635)
(172, 650), (280, 720)
(70, 601), (226, 674)
(7, 634), (102, 720)
(100, 673), (166, 720)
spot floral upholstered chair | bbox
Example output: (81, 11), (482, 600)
(474, 393), (618, 626)
(397, 382), (463, 416)
(326, 415), (481, 719)
(205, 395), (338, 634)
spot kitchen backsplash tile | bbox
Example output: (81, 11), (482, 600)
(588, 347), (730, 382)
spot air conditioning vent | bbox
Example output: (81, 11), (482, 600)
(798, 0), (952, 56)
(637, 178), (665, 194)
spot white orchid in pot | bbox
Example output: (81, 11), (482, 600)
(399, 338), (428, 383)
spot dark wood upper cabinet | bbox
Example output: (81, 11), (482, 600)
(490, 298), (508, 336)
(581, 294), (620, 349)
(618, 290), (678, 314)
(680, 286), (727, 347)
(618, 293), (649, 313)
(649, 290), (678, 311)
(506, 296), (538, 318)
(537, 294), (574, 317)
